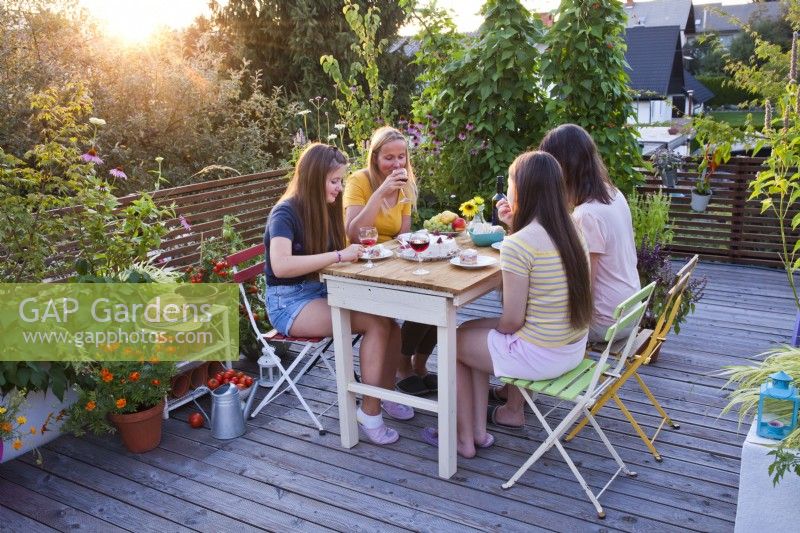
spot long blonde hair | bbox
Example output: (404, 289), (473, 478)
(366, 126), (418, 208)
(279, 143), (348, 255)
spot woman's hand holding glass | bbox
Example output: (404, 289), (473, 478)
(379, 168), (411, 204)
(496, 198), (513, 226)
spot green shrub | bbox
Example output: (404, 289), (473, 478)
(629, 190), (674, 247)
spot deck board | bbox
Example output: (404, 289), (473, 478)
(1, 260), (794, 532)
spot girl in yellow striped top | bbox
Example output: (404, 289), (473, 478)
(420, 151), (592, 458)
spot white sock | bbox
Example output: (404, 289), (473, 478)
(357, 407), (384, 429)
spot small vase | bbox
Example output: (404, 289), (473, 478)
(467, 205), (487, 232)
(108, 400), (164, 453)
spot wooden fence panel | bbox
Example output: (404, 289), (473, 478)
(637, 156), (797, 268)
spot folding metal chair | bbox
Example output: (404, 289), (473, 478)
(501, 282), (656, 519)
(564, 255), (699, 461)
(225, 243), (336, 435)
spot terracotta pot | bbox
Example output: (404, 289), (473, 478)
(169, 372), (191, 398)
(189, 362), (209, 389)
(108, 400), (164, 453)
(207, 361), (226, 379)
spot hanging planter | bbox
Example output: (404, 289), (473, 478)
(691, 190), (712, 212)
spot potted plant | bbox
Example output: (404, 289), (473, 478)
(691, 167), (713, 212)
(651, 148), (682, 188)
(65, 360), (176, 453)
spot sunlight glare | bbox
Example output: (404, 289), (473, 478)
(79, 0), (212, 44)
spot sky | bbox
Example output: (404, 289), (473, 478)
(78, 0), (758, 44)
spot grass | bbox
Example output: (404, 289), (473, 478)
(708, 110), (765, 128)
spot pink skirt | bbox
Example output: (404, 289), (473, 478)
(487, 330), (587, 381)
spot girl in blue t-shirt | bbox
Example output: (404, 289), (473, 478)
(265, 143), (413, 445)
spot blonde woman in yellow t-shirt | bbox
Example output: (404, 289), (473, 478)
(344, 126), (438, 397)
(344, 126), (416, 243)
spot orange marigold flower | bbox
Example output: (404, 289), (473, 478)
(129, 371), (140, 381)
(85, 400), (96, 411)
(151, 379), (160, 386)
(1, 422), (12, 433)
(30, 426), (37, 435)
(102, 372), (114, 382)
(116, 398), (127, 409)
(12, 439), (22, 450)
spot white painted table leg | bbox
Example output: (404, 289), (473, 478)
(331, 305), (358, 448)
(437, 303), (458, 478)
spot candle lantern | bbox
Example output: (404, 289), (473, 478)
(756, 371), (799, 440)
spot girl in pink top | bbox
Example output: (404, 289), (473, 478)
(488, 124), (641, 429)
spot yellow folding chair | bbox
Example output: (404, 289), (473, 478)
(501, 283), (656, 519)
(564, 255), (699, 462)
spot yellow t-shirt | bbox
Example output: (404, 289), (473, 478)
(343, 169), (412, 243)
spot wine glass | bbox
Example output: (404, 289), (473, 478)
(408, 231), (430, 276)
(396, 169), (412, 205)
(358, 226), (379, 268)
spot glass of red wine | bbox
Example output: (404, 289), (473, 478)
(409, 231), (430, 275)
(358, 226), (379, 268)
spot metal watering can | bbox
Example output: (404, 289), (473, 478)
(193, 383), (246, 440)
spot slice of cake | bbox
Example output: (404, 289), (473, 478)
(459, 248), (478, 265)
(421, 234), (458, 258)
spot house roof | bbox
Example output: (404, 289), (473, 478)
(624, 25), (685, 98)
(696, 2), (784, 33)
(683, 70), (714, 103)
(624, 0), (695, 32)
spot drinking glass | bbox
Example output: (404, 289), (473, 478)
(408, 231), (430, 276)
(396, 169), (412, 205)
(358, 226), (379, 268)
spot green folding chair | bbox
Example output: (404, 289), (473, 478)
(500, 282), (656, 519)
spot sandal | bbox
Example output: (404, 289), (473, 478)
(396, 374), (429, 396)
(487, 385), (507, 404)
(486, 405), (524, 430)
(359, 423), (399, 445)
(382, 400), (415, 421)
(421, 373), (438, 393)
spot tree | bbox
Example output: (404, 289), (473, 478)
(728, 6), (793, 64)
(208, 0), (411, 103)
(410, 0), (547, 199)
(541, 0), (643, 193)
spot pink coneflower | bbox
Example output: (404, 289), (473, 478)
(179, 215), (192, 231)
(81, 148), (103, 165)
(109, 167), (127, 180)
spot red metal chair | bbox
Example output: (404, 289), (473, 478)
(226, 243), (336, 434)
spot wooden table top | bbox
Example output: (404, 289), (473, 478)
(320, 234), (502, 296)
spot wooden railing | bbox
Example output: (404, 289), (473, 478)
(637, 156), (797, 268)
(117, 168), (291, 268)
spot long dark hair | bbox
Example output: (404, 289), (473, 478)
(280, 143), (348, 255)
(539, 124), (612, 206)
(509, 151), (592, 329)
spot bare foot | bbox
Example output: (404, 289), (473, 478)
(493, 403), (525, 428)
(457, 437), (476, 458)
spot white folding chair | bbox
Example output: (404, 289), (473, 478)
(226, 244), (336, 435)
(500, 282), (656, 519)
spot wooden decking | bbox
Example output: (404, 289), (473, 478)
(0, 261), (794, 532)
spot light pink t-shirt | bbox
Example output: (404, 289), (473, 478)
(573, 190), (641, 327)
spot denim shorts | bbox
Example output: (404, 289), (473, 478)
(266, 281), (327, 335)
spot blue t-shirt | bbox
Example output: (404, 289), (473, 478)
(264, 200), (307, 286)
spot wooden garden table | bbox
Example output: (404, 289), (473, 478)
(320, 234), (501, 478)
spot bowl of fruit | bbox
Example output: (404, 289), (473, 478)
(207, 369), (255, 401)
(423, 210), (467, 235)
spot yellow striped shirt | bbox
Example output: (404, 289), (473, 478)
(500, 225), (588, 347)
